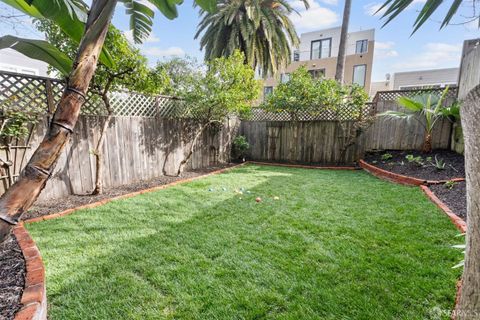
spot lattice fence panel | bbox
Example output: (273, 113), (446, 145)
(249, 103), (374, 122)
(0, 71), (199, 119)
(0, 72), (50, 115)
(375, 87), (458, 102)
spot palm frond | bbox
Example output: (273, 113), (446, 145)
(379, 0), (470, 34)
(397, 96), (424, 112)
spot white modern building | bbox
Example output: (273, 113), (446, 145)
(0, 48), (49, 76)
(263, 27), (375, 99)
(370, 67), (460, 96)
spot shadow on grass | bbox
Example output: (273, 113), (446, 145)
(28, 165), (461, 320)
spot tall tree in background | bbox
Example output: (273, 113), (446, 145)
(334, 0), (351, 83)
(379, 1), (479, 318)
(0, 0), (217, 243)
(195, 0), (309, 78)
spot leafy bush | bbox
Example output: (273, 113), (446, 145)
(405, 154), (424, 166)
(232, 135), (250, 161)
(261, 66), (369, 120)
(381, 153), (393, 161)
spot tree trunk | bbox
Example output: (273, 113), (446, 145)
(457, 84), (480, 319)
(422, 132), (432, 153)
(92, 92), (113, 195)
(0, 0), (117, 242)
(334, 0), (351, 83)
(176, 121), (216, 176)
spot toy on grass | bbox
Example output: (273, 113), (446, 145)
(255, 197), (262, 203)
(208, 188), (214, 192)
(273, 196), (280, 200)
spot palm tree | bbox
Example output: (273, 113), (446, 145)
(0, 0), (217, 243)
(379, 1), (479, 317)
(334, 0), (351, 83)
(379, 87), (456, 153)
(195, 0), (309, 78)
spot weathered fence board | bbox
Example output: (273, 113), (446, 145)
(362, 99), (453, 151)
(241, 88), (457, 165)
(240, 121), (362, 165)
(0, 116), (237, 200)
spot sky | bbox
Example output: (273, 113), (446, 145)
(1, 0), (479, 81)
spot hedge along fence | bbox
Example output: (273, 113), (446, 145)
(241, 88), (458, 165)
(0, 71), (238, 200)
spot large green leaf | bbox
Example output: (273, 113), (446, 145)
(0, 35), (73, 75)
(0, 0), (114, 68)
(379, 0), (470, 34)
(121, 0), (156, 44)
(398, 96), (424, 112)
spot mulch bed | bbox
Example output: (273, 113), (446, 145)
(364, 150), (464, 181)
(430, 181), (467, 221)
(24, 164), (234, 220)
(0, 234), (25, 320)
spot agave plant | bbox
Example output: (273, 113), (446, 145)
(379, 87), (458, 153)
(0, 0), (217, 243)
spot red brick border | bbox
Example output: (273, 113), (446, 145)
(420, 185), (466, 233)
(14, 161), (463, 319)
(359, 160), (465, 186)
(12, 223), (47, 320)
(26, 163), (248, 224)
(420, 185), (466, 320)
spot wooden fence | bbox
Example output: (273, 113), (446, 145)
(241, 88), (457, 164)
(0, 71), (238, 200)
(2, 116), (238, 201)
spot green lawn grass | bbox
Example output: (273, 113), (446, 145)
(27, 165), (461, 320)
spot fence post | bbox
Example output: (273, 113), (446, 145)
(45, 79), (55, 118)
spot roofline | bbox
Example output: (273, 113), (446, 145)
(393, 67), (460, 76)
(300, 27), (375, 37)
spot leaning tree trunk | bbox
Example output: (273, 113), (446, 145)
(0, 0), (117, 242)
(334, 0), (351, 83)
(176, 121), (218, 176)
(457, 84), (480, 319)
(92, 90), (113, 195)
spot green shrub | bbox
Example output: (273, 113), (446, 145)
(232, 135), (249, 161)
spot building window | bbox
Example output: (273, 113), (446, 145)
(353, 65), (366, 87)
(263, 86), (273, 100)
(356, 40), (368, 54)
(308, 69), (325, 79)
(311, 38), (331, 59)
(280, 73), (290, 83)
(293, 50), (300, 62)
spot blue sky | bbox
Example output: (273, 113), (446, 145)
(1, 0), (479, 81)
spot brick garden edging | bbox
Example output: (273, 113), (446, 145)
(12, 223), (47, 320)
(26, 163), (247, 224)
(420, 185), (466, 320)
(360, 158), (466, 318)
(359, 160), (465, 186)
(420, 185), (466, 233)
(13, 161), (464, 319)
(13, 162), (249, 320)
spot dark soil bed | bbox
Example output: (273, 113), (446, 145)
(430, 181), (467, 221)
(364, 150), (464, 181)
(0, 234), (25, 320)
(25, 164), (234, 220)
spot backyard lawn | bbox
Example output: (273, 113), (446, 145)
(27, 165), (461, 319)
